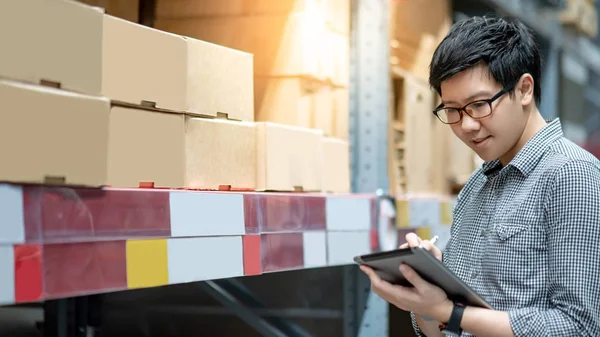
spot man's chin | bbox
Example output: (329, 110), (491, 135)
(472, 148), (497, 163)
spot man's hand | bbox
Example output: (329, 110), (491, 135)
(359, 232), (452, 322)
(360, 263), (452, 322)
(399, 232), (443, 262)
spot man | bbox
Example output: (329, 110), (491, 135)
(360, 16), (600, 337)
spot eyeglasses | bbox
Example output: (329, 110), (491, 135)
(433, 86), (514, 124)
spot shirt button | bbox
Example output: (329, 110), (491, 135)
(480, 229), (488, 237)
(471, 270), (479, 279)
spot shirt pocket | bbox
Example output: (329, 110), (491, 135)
(490, 222), (547, 253)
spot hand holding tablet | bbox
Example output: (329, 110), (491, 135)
(354, 233), (492, 309)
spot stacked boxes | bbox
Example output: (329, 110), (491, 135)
(155, 0), (351, 192)
(0, 0), (350, 193)
(388, 0), (452, 83)
(388, 0), (477, 196)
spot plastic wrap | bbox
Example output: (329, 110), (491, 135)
(0, 183), (384, 304)
(0, 183), (452, 304)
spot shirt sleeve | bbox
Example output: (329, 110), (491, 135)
(410, 312), (427, 337)
(508, 160), (600, 337)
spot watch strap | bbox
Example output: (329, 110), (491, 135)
(440, 302), (465, 336)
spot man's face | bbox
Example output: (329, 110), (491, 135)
(439, 65), (527, 162)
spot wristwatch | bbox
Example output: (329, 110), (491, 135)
(439, 302), (465, 336)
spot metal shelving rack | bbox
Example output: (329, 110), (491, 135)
(0, 1), (397, 337)
(346, 0), (391, 336)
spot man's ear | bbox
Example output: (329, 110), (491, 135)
(517, 73), (534, 106)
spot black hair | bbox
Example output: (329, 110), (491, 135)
(429, 16), (542, 104)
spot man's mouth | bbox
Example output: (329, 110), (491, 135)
(472, 136), (491, 147)
(472, 136), (490, 143)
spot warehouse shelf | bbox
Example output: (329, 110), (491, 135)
(0, 183), (453, 306)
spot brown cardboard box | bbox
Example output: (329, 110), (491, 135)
(108, 107), (256, 189)
(155, 13), (327, 79)
(389, 0), (451, 45)
(76, 0), (139, 22)
(256, 122), (324, 191)
(325, 0), (350, 34)
(330, 32), (350, 87)
(0, 80), (110, 186)
(254, 77), (333, 135)
(156, 0), (319, 18)
(332, 88), (349, 139)
(401, 76), (435, 194)
(102, 15), (188, 111)
(322, 137), (351, 192)
(321, 30), (349, 86)
(254, 77), (314, 129)
(430, 109), (452, 195)
(185, 38), (254, 121)
(103, 15), (254, 120)
(313, 85), (334, 136)
(388, 0), (451, 83)
(0, 0), (103, 95)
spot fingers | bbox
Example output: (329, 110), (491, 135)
(361, 265), (420, 309)
(420, 240), (443, 261)
(400, 264), (427, 291)
(359, 265), (381, 283)
(405, 233), (422, 248)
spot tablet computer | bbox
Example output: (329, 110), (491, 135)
(354, 246), (493, 309)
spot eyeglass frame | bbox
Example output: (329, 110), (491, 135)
(432, 85), (515, 124)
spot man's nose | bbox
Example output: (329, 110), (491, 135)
(460, 113), (480, 132)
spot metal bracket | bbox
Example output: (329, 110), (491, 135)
(40, 295), (103, 337)
(198, 279), (313, 337)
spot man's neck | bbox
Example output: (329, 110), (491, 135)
(499, 109), (547, 166)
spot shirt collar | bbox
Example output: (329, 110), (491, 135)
(483, 118), (564, 177)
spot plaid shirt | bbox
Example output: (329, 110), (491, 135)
(411, 118), (600, 336)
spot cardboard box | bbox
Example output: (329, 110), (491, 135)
(156, 0), (319, 18)
(155, 13), (327, 79)
(108, 106), (256, 189)
(313, 85), (334, 136)
(102, 15), (188, 111)
(0, 0), (103, 95)
(254, 77), (313, 129)
(185, 38), (254, 121)
(0, 80), (110, 186)
(254, 77), (333, 135)
(103, 15), (254, 120)
(325, 0), (350, 34)
(329, 31), (349, 87)
(389, 0), (451, 45)
(332, 88), (349, 139)
(322, 137), (350, 193)
(76, 0), (139, 22)
(256, 123), (323, 191)
(400, 77), (435, 193)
